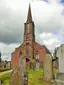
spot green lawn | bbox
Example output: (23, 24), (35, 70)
(0, 72), (11, 85)
(28, 69), (48, 85)
(0, 69), (49, 85)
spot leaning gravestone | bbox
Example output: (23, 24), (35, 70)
(10, 66), (28, 85)
(10, 52), (28, 85)
(54, 44), (64, 85)
(43, 54), (54, 81)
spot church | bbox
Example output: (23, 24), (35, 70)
(11, 4), (51, 68)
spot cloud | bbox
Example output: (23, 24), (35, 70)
(0, 0), (64, 60)
(0, 0), (64, 44)
(0, 0), (25, 44)
(36, 32), (63, 52)
(0, 43), (20, 60)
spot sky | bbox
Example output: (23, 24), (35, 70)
(0, 0), (64, 60)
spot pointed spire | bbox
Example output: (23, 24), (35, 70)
(27, 4), (32, 23)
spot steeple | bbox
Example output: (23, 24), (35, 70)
(24, 3), (35, 42)
(27, 4), (32, 23)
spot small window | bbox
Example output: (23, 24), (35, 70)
(36, 51), (39, 60)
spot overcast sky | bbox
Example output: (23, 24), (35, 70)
(0, 0), (64, 60)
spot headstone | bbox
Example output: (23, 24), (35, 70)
(10, 52), (28, 85)
(56, 44), (64, 73)
(43, 54), (53, 81)
(11, 66), (28, 85)
(30, 59), (35, 70)
(54, 44), (64, 85)
(35, 61), (40, 71)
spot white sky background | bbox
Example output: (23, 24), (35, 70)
(0, 0), (64, 60)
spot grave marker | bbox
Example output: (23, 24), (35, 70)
(10, 52), (28, 85)
(54, 44), (64, 85)
(43, 54), (53, 80)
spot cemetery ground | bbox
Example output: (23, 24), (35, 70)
(0, 68), (56, 85)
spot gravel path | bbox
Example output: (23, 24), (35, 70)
(0, 69), (13, 76)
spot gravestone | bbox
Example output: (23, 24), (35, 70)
(10, 66), (28, 85)
(54, 44), (64, 85)
(10, 52), (28, 85)
(56, 45), (64, 73)
(35, 61), (40, 71)
(30, 59), (35, 70)
(43, 54), (53, 81)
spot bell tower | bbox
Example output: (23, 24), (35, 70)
(24, 4), (35, 42)
(23, 4), (35, 60)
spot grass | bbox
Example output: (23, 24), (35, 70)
(0, 68), (56, 85)
(0, 72), (11, 85)
(28, 69), (48, 85)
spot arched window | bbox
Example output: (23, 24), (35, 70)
(36, 51), (39, 59)
(26, 43), (29, 56)
(19, 52), (23, 65)
(36, 51), (39, 62)
(19, 52), (22, 59)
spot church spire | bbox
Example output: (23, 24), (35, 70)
(27, 4), (32, 23)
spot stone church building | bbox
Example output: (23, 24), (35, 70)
(11, 5), (51, 68)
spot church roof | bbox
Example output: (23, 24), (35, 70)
(35, 42), (51, 54)
(27, 4), (32, 23)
